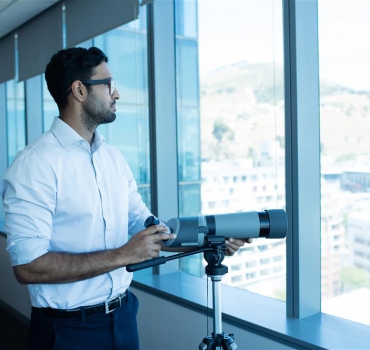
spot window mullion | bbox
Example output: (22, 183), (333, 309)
(284, 0), (321, 318)
(25, 76), (43, 144)
(148, 0), (179, 274)
(0, 84), (7, 179)
(149, 1), (179, 223)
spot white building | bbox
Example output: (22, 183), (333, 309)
(347, 209), (370, 272)
(200, 158), (286, 299)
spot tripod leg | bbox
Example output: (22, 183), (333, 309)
(221, 334), (237, 350)
(212, 277), (223, 336)
(199, 336), (214, 350)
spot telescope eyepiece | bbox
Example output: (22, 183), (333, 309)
(144, 216), (160, 228)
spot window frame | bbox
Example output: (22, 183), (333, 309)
(284, 0), (321, 318)
(147, 0), (323, 317)
(133, 0), (370, 348)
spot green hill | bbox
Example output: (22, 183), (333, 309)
(200, 61), (370, 162)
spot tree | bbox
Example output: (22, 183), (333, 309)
(212, 120), (234, 142)
(341, 265), (370, 293)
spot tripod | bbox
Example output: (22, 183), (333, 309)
(126, 235), (237, 349)
(198, 236), (237, 350)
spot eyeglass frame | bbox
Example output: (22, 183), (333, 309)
(80, 79), (116, 96)
(66, 78), (116, 96)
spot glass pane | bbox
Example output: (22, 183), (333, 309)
(6, 80), (26, 165)
(175, 0), (286, 301)
(319, 0), (370, 326)
(94, 7), (151, 208)
(42, 74), (58, 132)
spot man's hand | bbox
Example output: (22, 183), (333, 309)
(121, 225), (176, 264)
(225, 238), (253, 256)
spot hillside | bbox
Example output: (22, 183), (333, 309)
(200, 61), (370, 163)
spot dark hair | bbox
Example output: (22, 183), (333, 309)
(45, 47), (108, 109)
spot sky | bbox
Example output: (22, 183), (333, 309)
(196, 0), (370, 91)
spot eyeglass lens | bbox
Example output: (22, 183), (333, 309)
(109, 80), (115, 95)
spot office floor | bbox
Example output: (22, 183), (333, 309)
(0, 305), (28, 350)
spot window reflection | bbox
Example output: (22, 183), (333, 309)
(175, 0), (285, 301)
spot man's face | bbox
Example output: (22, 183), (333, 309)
(81, 62), (120, 130)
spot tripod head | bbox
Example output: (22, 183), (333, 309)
(203, 235), (228, 278)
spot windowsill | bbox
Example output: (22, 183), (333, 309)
(132, 270), (370, 350)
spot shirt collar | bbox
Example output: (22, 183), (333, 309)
(50, 117), (106, 151)
(91, 129), (105, 153)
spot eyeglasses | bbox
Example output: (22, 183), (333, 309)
(80, 78), (116, 96)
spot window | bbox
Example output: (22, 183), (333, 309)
(175, 0), (285, 301)
(246, 260), (257, 268)
(42, 75), (58, 132)
(93, 8), (151, 207)
(6, 80), (26, 165)
(175, 0), (201, 218)
(319, 0), (370, 326)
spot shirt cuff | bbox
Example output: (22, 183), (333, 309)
(7, 237), (49, 266)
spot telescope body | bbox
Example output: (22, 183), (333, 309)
(127, 209), (288, 272)
(163, 209), (287, 248)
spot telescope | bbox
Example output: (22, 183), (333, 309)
(127, 209), (287, 272)
(159, 209), (287, 248)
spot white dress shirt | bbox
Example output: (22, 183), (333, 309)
(0, 117), (151, 309)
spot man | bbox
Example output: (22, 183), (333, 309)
(0, 47), (247, 349)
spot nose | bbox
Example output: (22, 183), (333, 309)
(112, 87), (120, 100)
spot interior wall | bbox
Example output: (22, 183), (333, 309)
(0, 235), (31, 319)
(132, 287), (293, 350)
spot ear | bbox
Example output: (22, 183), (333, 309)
(69, 80), (87, 102)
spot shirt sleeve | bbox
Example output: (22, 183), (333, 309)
(0, 151), (56, 266)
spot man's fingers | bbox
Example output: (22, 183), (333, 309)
(142, 224), (168, 234)
(152, 232), (177, 242)
(139, 226), (176, 242)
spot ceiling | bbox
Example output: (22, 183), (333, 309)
(0, 0), (59, 39)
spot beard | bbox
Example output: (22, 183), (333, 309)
(81, 92), (116, 132)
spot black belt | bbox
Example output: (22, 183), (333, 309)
(32, 292), (127, 318)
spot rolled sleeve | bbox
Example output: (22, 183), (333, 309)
(7, 237), (49, 266)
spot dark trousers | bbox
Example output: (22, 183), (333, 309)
(28, 290), (139, 350)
